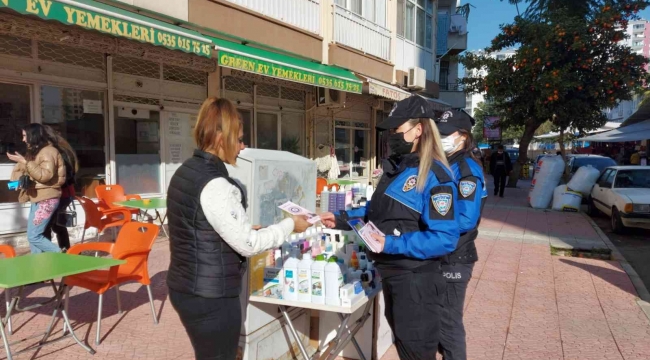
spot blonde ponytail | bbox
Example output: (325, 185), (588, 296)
(406, 118), (450, 192)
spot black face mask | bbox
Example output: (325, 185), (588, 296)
(388, 132), (414, 156)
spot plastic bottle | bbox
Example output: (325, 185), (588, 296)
(320, 186), (329, 212)
(282, 248), (300, 301)
(345, 185), (353, 211)
(311, 238), (322, 257)
(311, 255), (327, 304)
(352, 183), (360, 202)
(297, 253), (314, 302)
(325, 257), (344, 306)
(358, 252), (368, 271)
(328, 186), (337, 212)
(350, 251), (359, 270)
(274, 249), (283, 268)
(336, 188), (345, 211)
(366, 183), (375, 200)
(281, 241), (292, 262)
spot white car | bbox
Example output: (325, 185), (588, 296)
(588, 166), (650, 233)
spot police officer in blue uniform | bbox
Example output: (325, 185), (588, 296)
(435, 109), (488, 360)
(320, 96), (460, 360)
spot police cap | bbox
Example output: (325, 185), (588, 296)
(436, 109), (475, 136)
(376, 96), (437, 131)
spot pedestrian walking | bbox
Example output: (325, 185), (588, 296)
(166, 97), (310, 360)
(43, 126), (78, 251)
(437, 110), (488, 360)
(489, 145), (512, 197)
(320, 96), (460, 360)
(7, 124), (65, 254)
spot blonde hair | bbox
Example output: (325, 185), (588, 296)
(406, 118), (450, 192)
(194, 97), (242, 165)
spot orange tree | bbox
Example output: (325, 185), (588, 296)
(461, 0), (649, 186)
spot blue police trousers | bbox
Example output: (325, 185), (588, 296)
(438, 263), (475, 360)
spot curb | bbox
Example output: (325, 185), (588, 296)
(580, 212), (650, 312)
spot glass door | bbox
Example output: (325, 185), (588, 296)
(114, 106), (162, 195)
(238, 108), (253, 148)
(0, 82), (31, 204)
(256, 112), (279, 150)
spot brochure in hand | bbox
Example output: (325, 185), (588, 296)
(278, 201), (321, 224)
(347, 219), (384, 253)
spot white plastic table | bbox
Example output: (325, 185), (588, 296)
(249, 286), (381, 360)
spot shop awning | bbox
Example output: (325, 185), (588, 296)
(579, 120), (650, 142)
(1, 0), (213, 57)
(211, 37), (362, 94)
(357, 75), (411, 101)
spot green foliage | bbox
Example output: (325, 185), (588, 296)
(281, 136), (301, 155)
(462, 0), (649, 140)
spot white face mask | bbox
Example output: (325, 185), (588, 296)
(442, 134), (463, 154)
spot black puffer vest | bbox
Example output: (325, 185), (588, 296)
(166, 150), (247, 298)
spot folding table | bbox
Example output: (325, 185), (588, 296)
(114, 198), (168, 237)
(249, 287), (380, 360)
(0, 253), (124, 360)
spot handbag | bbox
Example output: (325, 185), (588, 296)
(56, 198), (77, 228)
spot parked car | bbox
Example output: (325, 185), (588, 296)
(588, 166), (650, 233)
(566, 155), (616, 178)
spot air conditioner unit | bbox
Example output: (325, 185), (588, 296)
(450, 24), (461, 33)
(317, 88), (346, 107)
(407, 67), (426, 90)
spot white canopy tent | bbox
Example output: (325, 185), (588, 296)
(578, 119), (650, 142)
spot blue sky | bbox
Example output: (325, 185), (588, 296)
(466, 1), (650, 51)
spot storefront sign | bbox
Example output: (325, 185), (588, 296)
(368, 82), (410, 101)
(0, 0), (212, 57)
(169, 143), (182, 164)
(218, 51), (362, 94)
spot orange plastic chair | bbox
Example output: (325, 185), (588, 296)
(64, 222), (160, 345)
(329, 183), (340, 191)
(76, 196), (132, 243)
(0, 245), (15, 335)
(95, 185), (141, 217)
(316, 178), (328, 196)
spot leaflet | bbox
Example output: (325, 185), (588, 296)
(347, 219), (384, 253)
(278, 201), (321, 224)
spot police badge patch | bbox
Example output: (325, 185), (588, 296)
(402, 175), (417, 192)
(431, 193), (452, 216)
(459, 180), (477, 198)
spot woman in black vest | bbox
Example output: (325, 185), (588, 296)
(166, 97), (310, 360)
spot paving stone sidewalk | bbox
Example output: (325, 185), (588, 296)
(380, 179), (650, 360)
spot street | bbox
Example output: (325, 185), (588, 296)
(589, 213), (650, 294)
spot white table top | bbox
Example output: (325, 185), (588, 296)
(249, 286), (382, 314)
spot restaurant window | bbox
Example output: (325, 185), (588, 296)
(335, 122), (370, 179)
(40, 85), (106, 197)
(0, 83), (30, 204)
(281, 113), (305, 156)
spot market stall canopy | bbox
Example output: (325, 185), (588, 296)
(211, 37), (362, 94)
(0, 0), (213, 57)
(621, 96), (650, 127)
(579, 119), (650, 142)
(356, 75), (411, 101)
(534, 122), (621, 140)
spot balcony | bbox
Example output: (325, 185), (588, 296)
(333, 4), (391, 61)
(224, 0), (320, 34)
(439, 82), (466, 108)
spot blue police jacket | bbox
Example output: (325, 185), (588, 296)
(450, 151), (487, 233)
(446, 151), (487, 264)
(336, 153), (460, 271)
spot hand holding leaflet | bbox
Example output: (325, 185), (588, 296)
(278, 201), (321, 224)
(347, 219), (384, 253)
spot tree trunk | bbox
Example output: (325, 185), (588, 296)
(507, 121), (538, 187)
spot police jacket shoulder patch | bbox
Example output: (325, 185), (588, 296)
(459, 176), (478, 200)
(402, 175), (417, 192)
(430, 185), (455, 220)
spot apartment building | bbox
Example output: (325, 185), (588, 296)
(464, 48), (516, 116)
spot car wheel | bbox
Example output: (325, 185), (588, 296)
(587, 197), (599, 216)
(611, 207), (627, 234)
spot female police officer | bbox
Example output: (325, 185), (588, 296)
(320, 96), (460, 360)
(436, 110), (487, 360)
